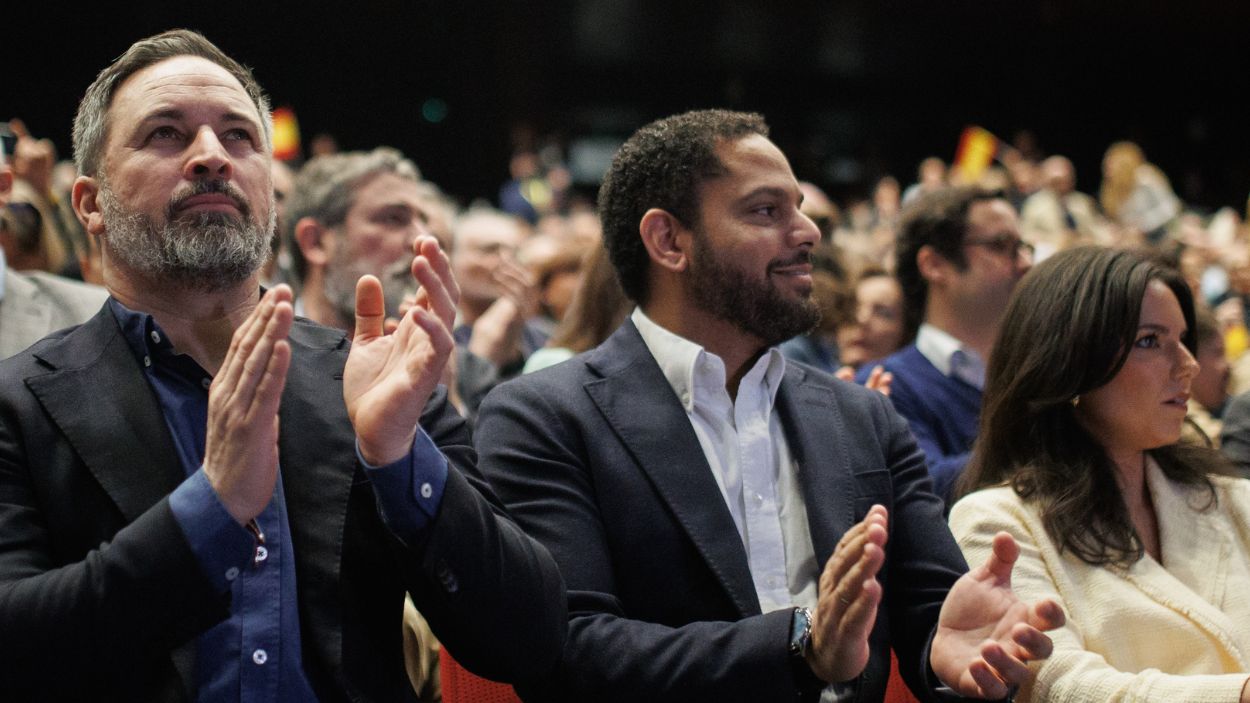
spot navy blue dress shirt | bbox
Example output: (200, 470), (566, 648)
(110, 300), (449, 701)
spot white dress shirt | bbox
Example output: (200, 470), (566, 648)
(631, 308), (818, 614)
(915, 322), (985, 390)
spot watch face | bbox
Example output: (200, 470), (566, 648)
(790, 608), (811, 654)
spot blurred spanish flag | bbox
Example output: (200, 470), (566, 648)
(952, 126), (1000, 183)
(272, 107), (301, 162)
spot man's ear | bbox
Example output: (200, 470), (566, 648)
(294, 216), (333, 269)
(639, 208), (691, 274)
(916, 244), (951, 286)
(72, 176), (106, 235)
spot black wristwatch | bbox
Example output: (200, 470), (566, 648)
(789, 607), (826, 698)
(789, 607), (813, 659)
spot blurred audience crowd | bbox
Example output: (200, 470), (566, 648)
(8, 73), (1250, 699)
(7, 113), (1250, 469)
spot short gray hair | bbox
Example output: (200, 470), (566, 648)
(285, 147), (421, 283)
(72, 29), (273, 178)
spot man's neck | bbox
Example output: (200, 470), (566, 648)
(922, 299), (998, 362)
(106, 267), (260, 375)
(299, 285), (350, 332)
(641, 302), (765, 401)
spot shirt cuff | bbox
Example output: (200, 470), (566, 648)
(168, 469), (257, 593)
(357, 427), (448, 542)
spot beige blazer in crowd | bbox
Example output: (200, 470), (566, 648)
(0, 269), (107, 360)
(950, 459), (1250, 702)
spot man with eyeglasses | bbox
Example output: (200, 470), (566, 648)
(858, 187), (1032, 503)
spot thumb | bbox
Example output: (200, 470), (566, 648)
(982, 531), (1019, 583)
(354, 275), (386, 341)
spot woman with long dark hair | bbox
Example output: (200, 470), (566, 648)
(950, 246), (1250, 701)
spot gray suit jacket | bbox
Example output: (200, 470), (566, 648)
(476, 320), (971, 703)
(0, 268), (107, 359)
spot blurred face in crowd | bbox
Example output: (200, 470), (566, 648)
(1192, 331), (1230, 412)
(1041, 156), (1075, 194)
(322, 172), (429, 322)
(1076, 280), (1199, 465)
(85, 55), (273, 290)
(684, 134), (821, 346)
(836, 274), (904, 368)
(453, 214), (525, 308)
(951, 199), (1031, 319)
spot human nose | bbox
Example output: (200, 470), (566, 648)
(794, 211), (821, 247)
(1016, 242), (1034, 273)
(1176, 343), (1200, 380)
(183, 126), (232, 180)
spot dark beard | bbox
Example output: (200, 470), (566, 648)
(687, 231), (821, 347)
(99, 179), (274, 292)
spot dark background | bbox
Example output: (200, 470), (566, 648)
(6, 1), (1249, 212)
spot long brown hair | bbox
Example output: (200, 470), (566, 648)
(547, 245), (632, 354)
(957, 246), (1227, 566)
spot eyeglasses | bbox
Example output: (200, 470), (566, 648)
(963, 233), (1034, 259)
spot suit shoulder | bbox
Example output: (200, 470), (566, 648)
(288, 316), (350, 350)
(21, 272), (109, 305)
(483, 351), (595, 408)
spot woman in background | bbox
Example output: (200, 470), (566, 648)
(950, 246), (1250, 702)
(836, 266), (905, 371)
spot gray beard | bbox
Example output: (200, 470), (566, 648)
(98, 181), (274, 292)
(322, 252), (414, 328)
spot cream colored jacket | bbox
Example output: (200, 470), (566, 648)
(950, 460), (1250, 702)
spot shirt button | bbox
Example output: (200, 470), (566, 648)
(420, 482), (433, 499)
(753, 493), (764, 504)
(150, 330), (161, 344)
(143, 355), (152, 367)
(225, 566), (240, 581)
(201, 378), (212, 390)
(252, 649), (267, 665)
(255, 545), (269, 563)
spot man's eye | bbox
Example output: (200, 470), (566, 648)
(151, 126), (181, 141)
(223, 128), (252, 142)
(753, 206), (777, 217)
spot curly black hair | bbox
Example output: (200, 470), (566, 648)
(597, 110), (768, 304)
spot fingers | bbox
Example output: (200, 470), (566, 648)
(215, 286), (291, 401)
(966, 655), (1012, 699)
(979, 639), (1031, 690)
(410, 305), (456, 361)
(1029, 598), (1066, 631)
(982, 531), (1020, 582)
(821, 506), (888, 616)
(866, 367), (893, 396)
(808, 505), (889, 682)
(415, 235), (459, 310)
(834, 365), (854, 382)
(412, 255), (457, 332)
(236, 295), (293, 420)
(492, 257), (536, 307)
(353, 275), (386, 341)
(8, 118), (30, 138)
(1008, 621), (1054, 661)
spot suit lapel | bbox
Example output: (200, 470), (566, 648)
(774, 364), (856, 564)
(277, 322), (354, 648)
(584, 322), (762, 616)
(1117, 464), (1248, 665)
(25, 306), (184, 522)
